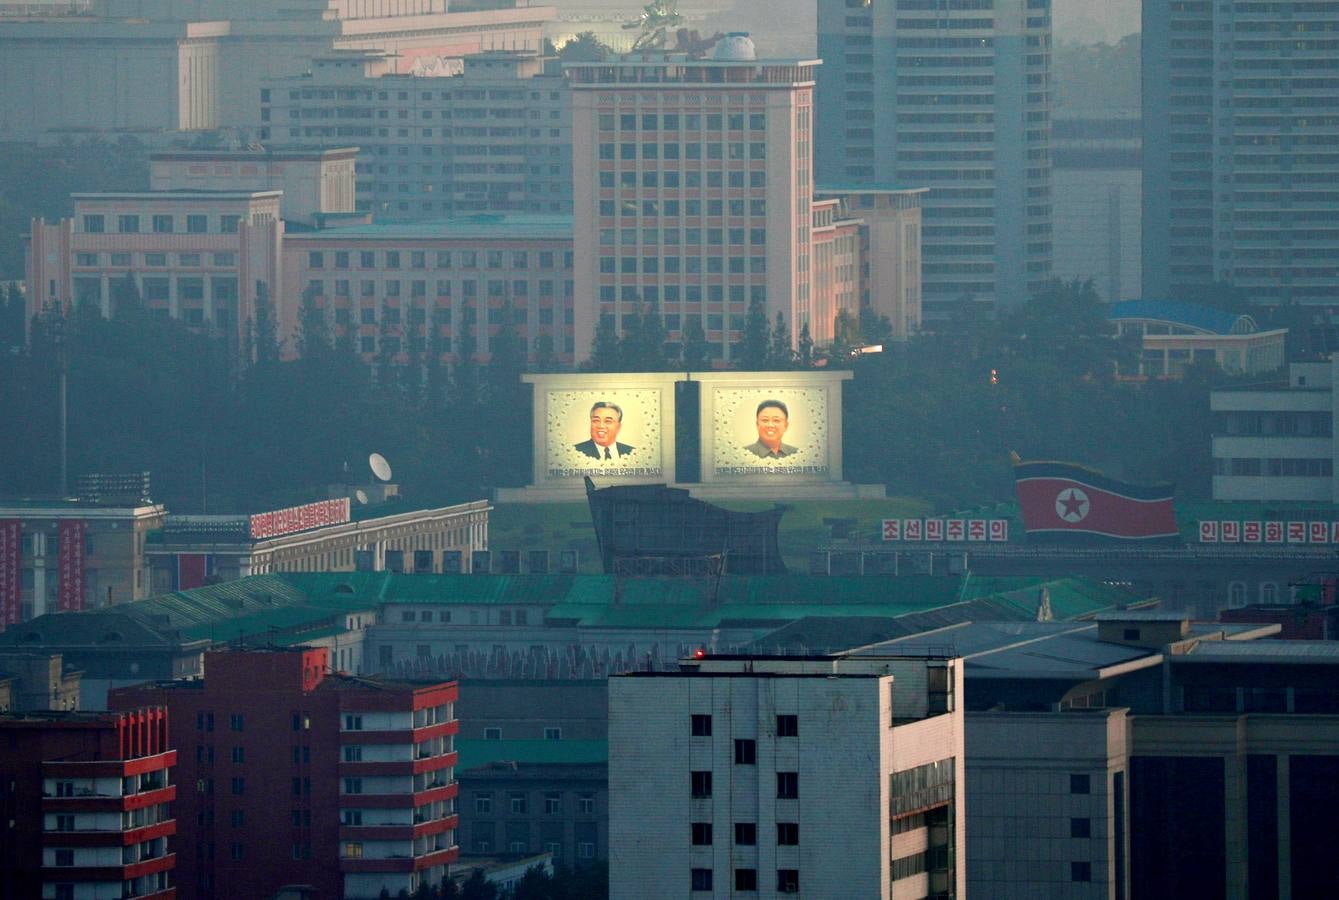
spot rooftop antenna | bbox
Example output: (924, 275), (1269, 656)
(369, 452), (393, 483)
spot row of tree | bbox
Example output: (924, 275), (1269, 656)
(0, 276), (1245, 515)
(376, 863), (607, 900)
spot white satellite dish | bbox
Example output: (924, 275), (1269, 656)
(369, 452), (393, 482)
(354, 489), (369, 505)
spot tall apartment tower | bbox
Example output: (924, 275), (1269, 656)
(567, 36), (818, 363)
(1143, 1), (1339, 307)
(111, 648), (459, 900)
(609, 653), (966, 900)
(816, 0), (1054, 319)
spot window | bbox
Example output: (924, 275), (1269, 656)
(735, 823), (756, 846)
(777, 772), (798, 799)
(1071, 861), (1092, 882)
(475, 792), (493, 814)
(230, 810), (245, 828)
(1070, 774), (1090, 795)
(230, 842), (245, 860)
(484, 727), (502, 741)
(54, 848), (74, 866)
(152, 215), (174, 233)
(692, 822), (712, 845)
(343, 842), (363, 859)
(341, 809), (363, 826)
(118, 215), (140, 233)
(342, 745), (362, 762)
(577, 793), (595, 815)
(691, 869), (713, 891)
(735, 868), (757, 891)
(1071, 817), (1091, 838)
(544, 727), (562, 741)
(343, 778), (363, 795)
(691, 771), (712, 798)
(777, 823), (798, 845)
(220, 215), (240, 233)
(691, 714), (712, 736)
(777, 869), (799, 893)
(187, 214), (208, 233)
(230, 747), (244, 764)
(83, 214), (105, 233)
(544, 793), (562, 814)
(735, 739), (756, 765)
(510, 793), (528, 814)
(229, 714), (244, 732)
(344, 715), (363, 731)
(776, 715), (798, 737)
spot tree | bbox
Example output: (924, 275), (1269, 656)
(512, 865), (555, 900)
(767, 312), (794, 369)
(295, 283), (332, 360)
(532, 332), (558, 373)
(623, 301), (669, 371)
(737, 298), (770, 370)
(796, 321), (814, 368)
(375, 301), (398, 390)
(250, 281), (280, 366)
(558, 31), (614, 62)
(586, 316), (622, 371)
(679, 314), (709, 371)
(459, 869), (498, 900)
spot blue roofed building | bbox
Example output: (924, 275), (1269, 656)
(1108, 299), (1286, 379)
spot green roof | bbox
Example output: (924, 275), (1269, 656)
(296, 214), (572, 241)
(455, 739), (608, 770)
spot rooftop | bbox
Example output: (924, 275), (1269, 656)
(1178, 640), (1339, 663)
(815, 184), (930, 195)
(293, 214), (573, 242)
(455, 738), (608, 770)
(1107, 299), (1258, 336)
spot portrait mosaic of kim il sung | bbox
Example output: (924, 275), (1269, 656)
(574, 401), (636, 461)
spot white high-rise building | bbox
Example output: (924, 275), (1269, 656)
(609, 653), (966, 900)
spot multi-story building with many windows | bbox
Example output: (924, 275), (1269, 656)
(609, 652), (965, 900)
(1142, 1), (1339, 309)
(0, 706), (177, 900)
(261, 51), (572, 219)
(816, 0), (1053, 319)
(111, 647), (460, 900)
(567, 35), (820, 363)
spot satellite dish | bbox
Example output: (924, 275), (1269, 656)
(354, 489), (369, 505)
(369, 452), (393, 482)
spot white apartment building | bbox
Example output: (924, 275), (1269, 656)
(0, 0), (556, 142)
(609, 653), (965, 900)
(566, 35), (820, 362)
(261, 51), (572, 219)
(1211, 357), (1339, 502)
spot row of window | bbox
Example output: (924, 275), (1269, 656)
(306, 280), (574, 304)
(690, 868), (799, 894)
(1214, 457), (1334, 477)
(600, 112), (767, 131)
(597, 285), (768, 307)
(598, 142), (767, 162)
(82, 213), (244, 234)
(692, 821), (797, 846)
(691, 771), (799, 799)
(599, 169), (767, 189)
(691, 713), (798, 737)
(306, 249), (571, 270)
(75, 251), (236, 268)
(195, 712), (246, 732)
(474, 790), (595, 815)
(599, 254), (767, 273)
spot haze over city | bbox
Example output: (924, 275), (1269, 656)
(0, 1), (1337, 898)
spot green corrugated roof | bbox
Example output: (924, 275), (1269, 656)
(455, 739), (608, 770)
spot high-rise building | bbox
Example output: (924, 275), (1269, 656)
(566, 35), (819, 363)
(816, 0), (1054, 319)
(262, 51), (572, 219)
(0, 706), (176, 900)
(110, 647), (459, 900)
(609, 652), (966, 899)
(1142, 1), (1339, 308)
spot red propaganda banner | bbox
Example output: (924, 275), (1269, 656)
(1013, 460), (1179, 543)
(1221, 521), (1240, 543)
(1243, 521), (1262, 543)
(904, 519), (923, 541)
(58, 519), (86, 613)
(250, 497), (351, 541)
(0, 520), (20, 628)
(881, 519), (901, 542)
(989, 519), (1009, 542)
(967, 519), (987, 542)
(178, 553), (209, 590)
(1332, 522), (1339, 544)
(946, 519), (965, 541)
(1287, 521), (1307, 543)
(925, 519), (944, 542)
(1199, 521), (1219, 543)
(1265, 521), (1284, 543)
(1310, 522), (1330, 544)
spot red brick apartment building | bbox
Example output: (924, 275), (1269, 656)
(111, 648), (458, 900)
(0, 707), (176, 900)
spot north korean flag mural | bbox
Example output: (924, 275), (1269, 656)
(1014, 459), (1180, 544)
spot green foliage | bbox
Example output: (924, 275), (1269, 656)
(585, 316), (622, 372)
(557, 31), (614, 62)
(1054, 33), (1140, 113)
(738, 298), (770, 370)
(460, 869), (498, 900)
(680, 314), (709, 371)
(767, 312), (794, 369)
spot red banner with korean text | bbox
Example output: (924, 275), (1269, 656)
(58, 519), (86, 612)
(0, 520), (20, 628)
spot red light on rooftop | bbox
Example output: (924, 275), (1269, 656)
(694, 648), (706, 659)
